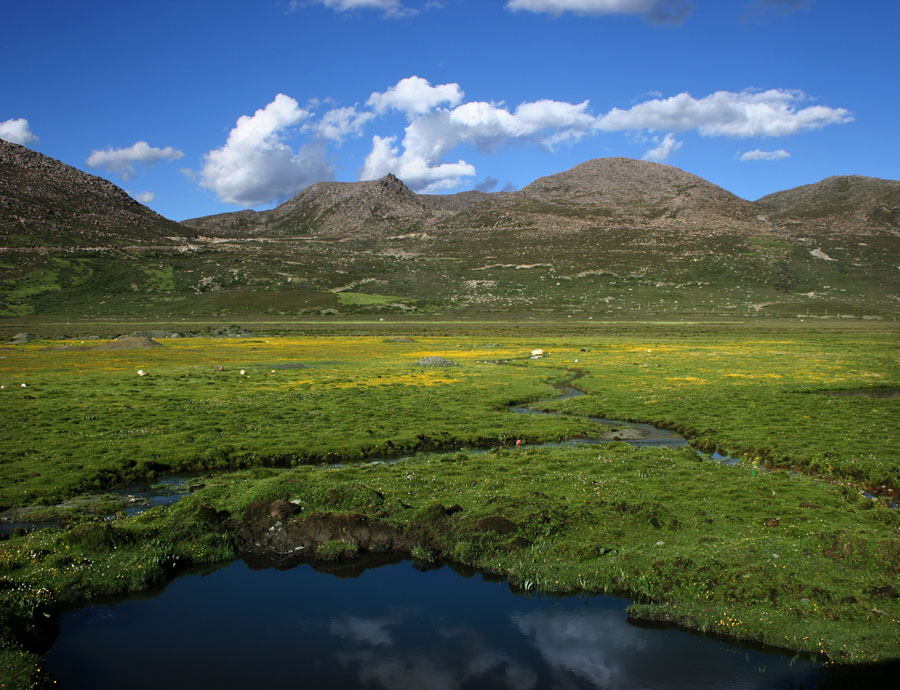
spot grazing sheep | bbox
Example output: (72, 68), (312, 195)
(137, 369), (147, 377)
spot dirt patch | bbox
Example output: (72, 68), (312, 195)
(233, 500), (416, 568)
(95, 337), (162, 350)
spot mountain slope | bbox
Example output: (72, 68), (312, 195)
(0, 139), (187, 247)
(2, 151), (898, 320)
(756, 175), (900, 231)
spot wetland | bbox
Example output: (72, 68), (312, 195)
(0, 321), (898, 687)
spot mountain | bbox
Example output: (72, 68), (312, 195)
(184, 174), (433, 238)
(184, 158), (760, 238)
(756, 175), (900, 230)
(1, 147), (898, 321)
(0, 139), (187, 247)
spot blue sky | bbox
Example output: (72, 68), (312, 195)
(2, 0), (897, 221)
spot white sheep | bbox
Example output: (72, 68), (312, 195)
(137, 369), (147, 377)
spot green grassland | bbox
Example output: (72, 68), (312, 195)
(0, 324), (898, 686)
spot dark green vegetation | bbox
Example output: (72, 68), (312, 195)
(3, 222), (897, 320)
(0, 324), (898, 687)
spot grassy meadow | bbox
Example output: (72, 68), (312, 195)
(0, 323), (898, 686)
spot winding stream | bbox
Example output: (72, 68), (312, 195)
(0, 380), (693, 536)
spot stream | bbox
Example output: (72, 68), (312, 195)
(0, 382), (694, 536)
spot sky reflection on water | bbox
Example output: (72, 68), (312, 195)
(47, 559), (822, 689)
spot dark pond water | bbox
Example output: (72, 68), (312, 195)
(46, 559), (826, 690)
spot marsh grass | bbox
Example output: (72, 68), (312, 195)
(0, 326), (898, 686)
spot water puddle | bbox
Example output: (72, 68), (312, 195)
(46, 559), (826, 690)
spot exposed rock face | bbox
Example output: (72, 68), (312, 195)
(0, 139), (188, 247)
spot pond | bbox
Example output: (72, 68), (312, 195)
(46, 558), (826, 689)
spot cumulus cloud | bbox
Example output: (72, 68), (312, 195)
(309, 106), (375, 142)
(642, 132), (682, 161)
(596, 89), (852, 137)
(0, 118), (38, 145)
(361, 134), (476, 193)
(86, 141), (184, 180)
(739, 148), (790, 161)
(132, 191), (156, 204)
(199, 93), (333, 206)
(358, 81), (848, 192)
(367, 76), (464, 118)
(360, 95), (597, 192)
(505, 0), (693, 24)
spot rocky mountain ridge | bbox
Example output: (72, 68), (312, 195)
(0, 139), (187, 247)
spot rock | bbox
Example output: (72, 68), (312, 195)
(268, 500), (300, 521)
(416, 356), (458, 367)
(10, 333), (38, 343)
(763, 517), (780, 527)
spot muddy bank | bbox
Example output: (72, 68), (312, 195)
(234, 499), (421, 569)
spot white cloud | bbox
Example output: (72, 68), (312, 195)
(642, 132), (682, 161)
(361, 134), (475, 193)
(132, 191), (156, 204)
(199, 93), (333, 206)
(596, 89), (852, 137)
(298, 0), (414, 17)
(360, 95), (597, 191)
(0, 118), (38, 145)
(309, 106), (375, 142)
(506, 0), (692, 23)
(367, 76), (464, 118)
(358, 82), (849, 193)
(739, 148), (790, 161)
(86, 141), (184, 180)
